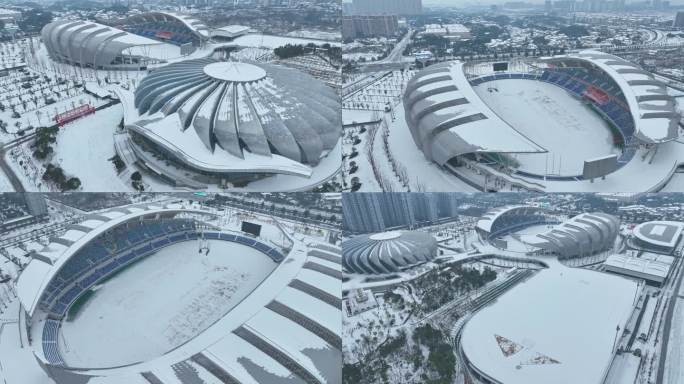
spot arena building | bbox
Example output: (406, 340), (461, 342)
(41, 19), (183, 71)
(477, 206), (619, 259)
(402, 51), (682, 192)
(460, 264), (639, 384)
(120, 58), (341, 189)
(475, 206), (553, 240)
(16, 204), (342, 384)
(630, 220), (684, 254)
(522, 212), (620, 258)
(342, 230), (438, 274)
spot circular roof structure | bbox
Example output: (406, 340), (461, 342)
(633, 220), (684, 249)
(369, 230), (402, 241)
(203, 62), (266, 82)
(127, 58), (341, 178)
(342, 230), (438, 275)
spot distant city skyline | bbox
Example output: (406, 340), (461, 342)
(341, 0), (684, 7)
(421, 0), (684, 6)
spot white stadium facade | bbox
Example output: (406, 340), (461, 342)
(16, 204), (342, 384)
(341, 230), (438, 274)
(41, 12), (210, 71)
(476, 205), (620, 259)
(403, 50), (682, 192)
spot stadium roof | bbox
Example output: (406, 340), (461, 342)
(403, 61), (546, 165)
(128, 58), (340, 177)
(476, 205), (541, 233)
(125, 11), (210, 39)
(41, 19), (179, 69)
(461, 266), (638, 384)
(28, 238), (342, 384)
(342, 230), (438, 274)
(558, 51), (680, 144)
(17, 204), (214, 317)
(523, 212), (619, 257)
(633, 220), (684, 248)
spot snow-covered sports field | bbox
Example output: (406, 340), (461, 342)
(497, 223), (558, 252)
(58, 239), (277, 368)
(461, 263), (639, 384)
(474, 79), (619, 176)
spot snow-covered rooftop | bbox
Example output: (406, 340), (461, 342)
(24, 237), (341, 384)
(604, 253), (674, 281)
(461, 266), (639, 384)
(559, 51), (680, 144)
(633, 220), (684, 248)
(404, 61), (546, 166)
(476, 205), (541, 233)
(128, 58), (340, 178)
(125, 11), (210, 38)
(17, 205), (215, 317)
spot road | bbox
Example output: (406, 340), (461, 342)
(356, 29), (413, 73)
(0, 133), (37, 192)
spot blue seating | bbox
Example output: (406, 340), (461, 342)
(39, 218), (290, 318)
(42, 319), (64, 365)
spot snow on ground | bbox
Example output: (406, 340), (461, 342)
(498, 224), (558, 253)
(232, 34), (341, 49)
(0, 169), (13, 191)
(342, 109), (381, 126)
(604, 353), (641, 384)
(53, 105), (128, 191)
(474, 79), (619, 176)
(663, 279), (684, 384)
(285, 29), (340, 41)
(0, 299), (56, 384)
(461, 263), (639, 384)
(58, 239), (277, 368)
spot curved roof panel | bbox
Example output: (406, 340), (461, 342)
(128, 58), (340, 177)
(41, 19), (177, 69)
(558, 51), (680, 144)
(524, 212), (619, 257)
(17, 205), (215, 317)
(403, 61), (546, 165)
(476, 205), (543, 233)
(125, 11), (210, 39)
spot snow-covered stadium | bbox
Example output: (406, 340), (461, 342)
(476, 206), (619, 259)
(457, 205), (640, 384)
(402, 50), (683, 192)
(121, 58), (341, 188)
(460, 264), (639, 384)
(630, 220), (684, 254)
(15, 204), (342, 384)
(41, 12), (210, 71)
(121, 11), (210, 47)
(341, 230), (438, 275)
